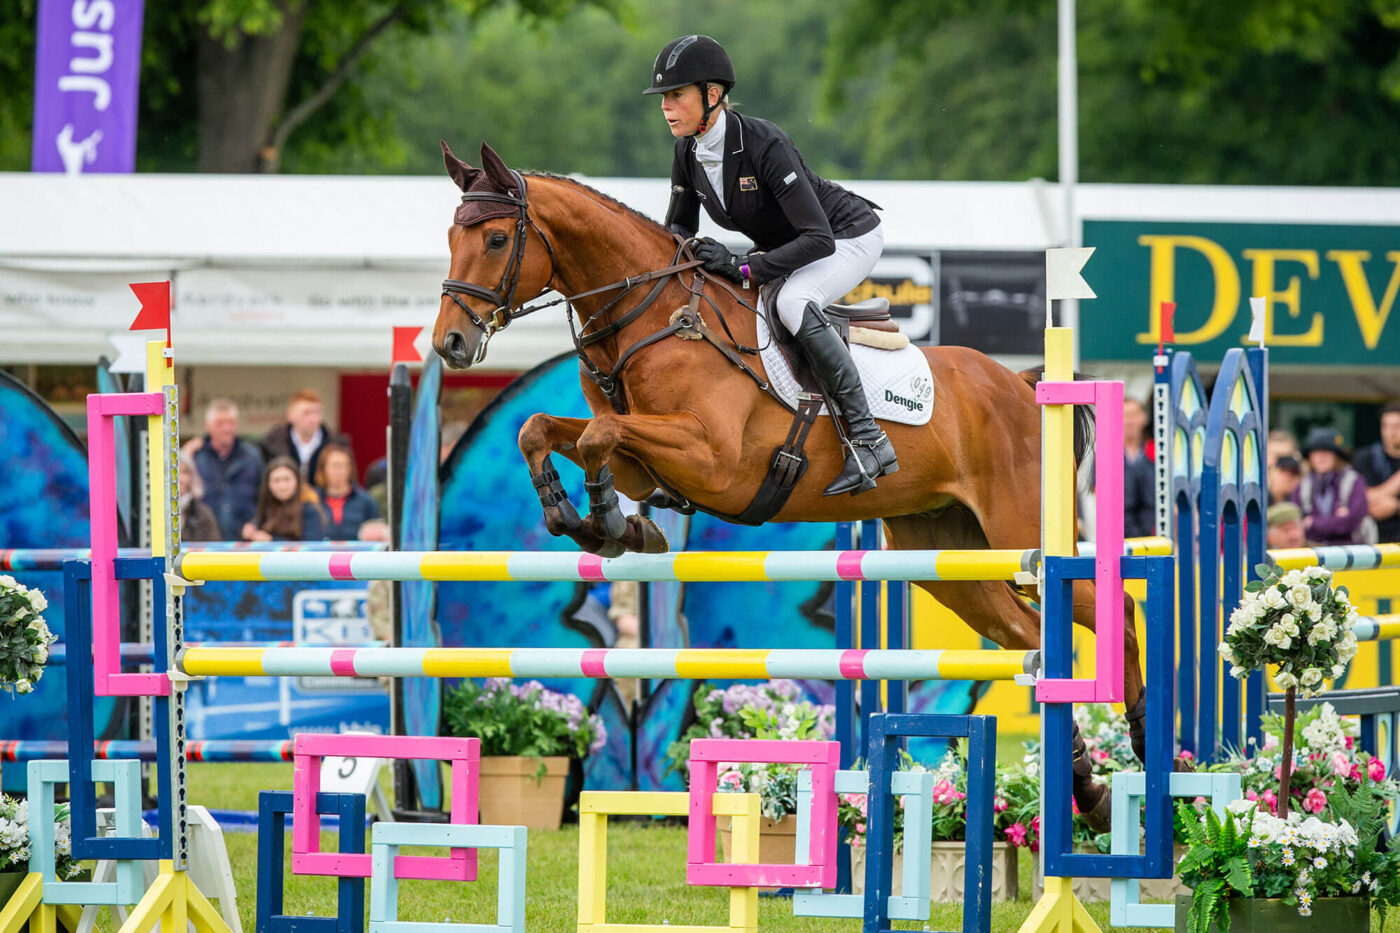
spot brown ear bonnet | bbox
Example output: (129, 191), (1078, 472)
(441, 139), (521, 226)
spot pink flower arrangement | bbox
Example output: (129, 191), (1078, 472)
(1302, 788), (1328, 814)
(1369, 756), (1387, 782)
(931, 779), (964, 806)
(1005, 822), (1027, 846)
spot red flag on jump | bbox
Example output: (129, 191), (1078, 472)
(1159, 302), (1176, 344)
(392, 326), (424, 365)
(129, 281), (172, 367)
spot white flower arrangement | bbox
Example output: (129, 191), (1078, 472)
(1218, 564), (1357, 700)
(0, 575), (57, 696)
(0, 794), (80, 878)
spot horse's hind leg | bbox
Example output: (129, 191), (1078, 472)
(885, 510), (1116, 830)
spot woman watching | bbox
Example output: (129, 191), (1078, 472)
(314, 444), (381, 540)
(242, 456), (329, 541)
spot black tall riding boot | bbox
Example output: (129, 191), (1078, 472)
(794, 303), (899, 496)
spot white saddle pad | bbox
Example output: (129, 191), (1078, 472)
(756, 312), (934, 426)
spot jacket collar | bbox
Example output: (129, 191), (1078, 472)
(721, 111), (744, 205)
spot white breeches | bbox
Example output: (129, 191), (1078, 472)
(773, 223), (885, 334)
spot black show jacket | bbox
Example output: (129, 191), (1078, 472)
(666, 111), (880, 284)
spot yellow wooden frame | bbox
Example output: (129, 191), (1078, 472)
(0, 875), (83, 933)
(577, 791), (759, 933)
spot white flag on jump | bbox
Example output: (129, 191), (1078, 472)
(107, 334), (149, 374)
(1248, 296), (1267, 346)
(1046, 248), (1097, 301)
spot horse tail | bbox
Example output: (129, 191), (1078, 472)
(1017, 369), (1096, 471)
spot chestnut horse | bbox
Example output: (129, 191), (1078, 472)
(431, 142), (1143, 823)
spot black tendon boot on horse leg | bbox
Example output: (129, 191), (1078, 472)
(583, 464), (628, 558)
(1072, 722), (1115, 833)
(1126, 694), (1196, 774)
(793, 303), (899, 496)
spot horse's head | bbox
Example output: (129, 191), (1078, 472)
(434, 141), (555, 369)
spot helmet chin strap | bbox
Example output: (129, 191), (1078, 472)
(691, 81), (722, 137)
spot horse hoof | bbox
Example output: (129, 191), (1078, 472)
(1173, 756), (1195, 773)
(594, 539), (626, 559)
(1076, 778), (1114, 833)
(623, 515), (670, 554)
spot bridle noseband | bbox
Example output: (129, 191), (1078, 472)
(441, 170), (558, 364)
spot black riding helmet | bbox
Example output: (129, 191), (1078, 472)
(643, 35), (734, 135)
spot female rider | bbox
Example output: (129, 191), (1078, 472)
(644, 35), (898, 496)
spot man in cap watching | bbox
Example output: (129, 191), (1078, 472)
(1266, 502), (1307, 550)
(1292, 427), (1372, 546)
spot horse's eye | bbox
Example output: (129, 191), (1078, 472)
(488, 232), (508, 249)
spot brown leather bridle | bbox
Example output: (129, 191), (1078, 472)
(440, 170), (559, 364)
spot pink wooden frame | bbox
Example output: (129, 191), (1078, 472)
(686, 738), (839, 889)
(87, 392), (170, 698)
(1033, 378), (1126, 703)
(292, 733), (480, 880)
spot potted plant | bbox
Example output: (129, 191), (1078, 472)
(442, 678), (605, 830)
(1, 795), (80, 908)
(666, 681), (835, 884)
(1174, 777), (1400, 932)
(0, 575), (56, 789)
(1174, 562), (1390, 931)
(840, 745), (1022, 901)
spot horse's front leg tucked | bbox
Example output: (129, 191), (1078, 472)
(575, 411), (731, 557)
(518, 414), (608, 552)
(519, 412), (672, 556)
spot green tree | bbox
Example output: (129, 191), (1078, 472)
(349, 0), (879, 179)
(825, 0), (1400, 185)
(0, 0), (625, 173)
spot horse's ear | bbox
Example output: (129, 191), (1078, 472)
(479, 141), (516, 192)
(441, 139), (480, 192)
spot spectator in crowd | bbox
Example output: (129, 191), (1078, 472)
(1267, 455), (1302, 506)
(1355, 399), (1400, 544)
(314, 444), (381, 539)
(178, 453), (221, 542)
(1121, 398), (1156, 538)
(1267, 428), (1300, 470)
(194, 398), (264, 539)
(243, 456), (328, 541)
(1265, 501), (1307, 549)
(260, 389), (351, 481)
(1293, 427), (1372, 546)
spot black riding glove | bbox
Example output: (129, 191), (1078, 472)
(694, 237), (745, 284)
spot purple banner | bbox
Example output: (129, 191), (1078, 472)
(31, 0), (147, 174)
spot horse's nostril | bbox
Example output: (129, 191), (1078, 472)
(445, 330), (467, 359)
